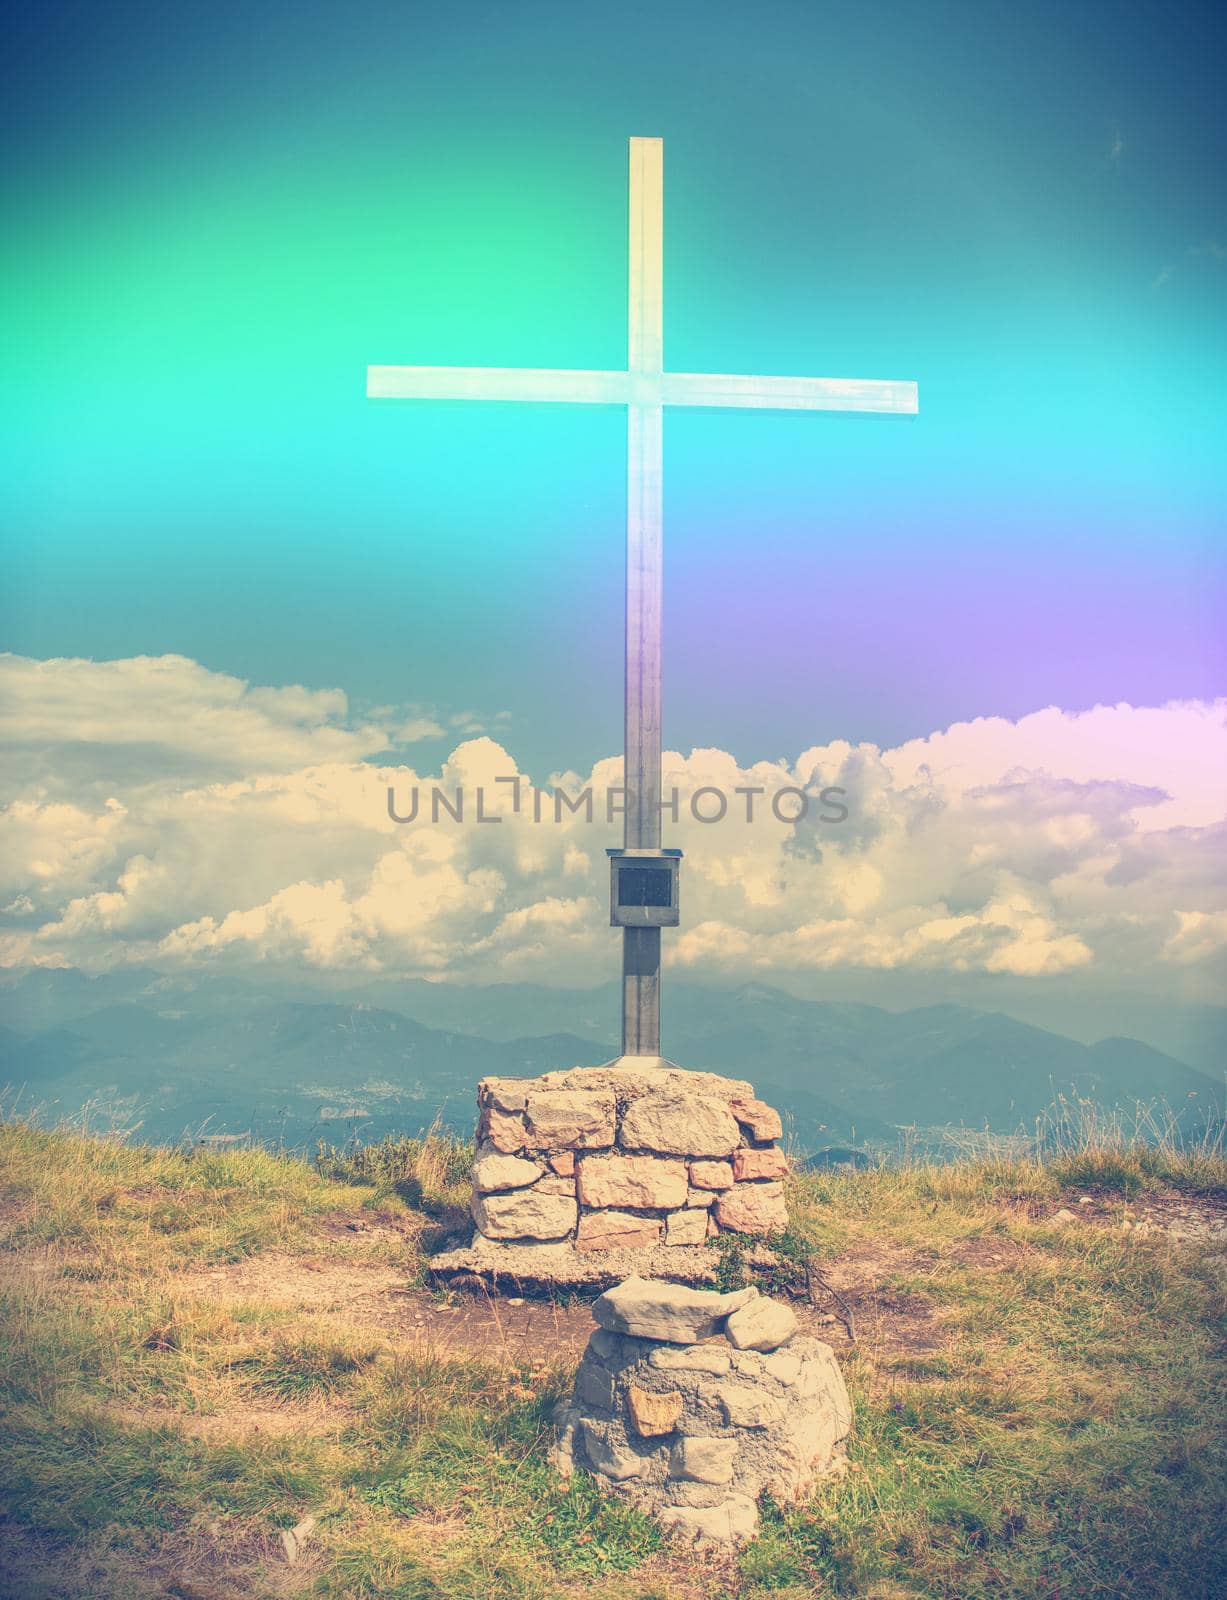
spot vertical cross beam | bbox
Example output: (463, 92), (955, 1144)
(623, 136), (664, 1056)
(366, 135), (917, 1063)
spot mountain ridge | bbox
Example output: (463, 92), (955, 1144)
(1, 968), (1220, 1154)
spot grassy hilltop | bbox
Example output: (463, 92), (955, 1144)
(0, 1121), (1224, 1600)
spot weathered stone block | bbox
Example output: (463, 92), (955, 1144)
(657, 1495), (759, 1545)
(732, 1147), (788, 1181)
(669, 1436), (738, 1484)
(577, 1153), (688, 1210)
(535, 1175), (577, 1195)
(529, 1062), (753, 1101)
(548, 1151), (576, 1177)
(713, 1180), (787, 1235)
(627, 1383), (683, 1437)
(664, 1208), (709, 1246)
(648, 1344), (732, 1376)
(471, 1188), (577, 1241)
(729, 1097), (783, 1142)
(576, 1361), (617, 1412)
(548, 1401), (580, 1477)
(586, 1327), (655, 1366)
(472, 1152), (543, 1193)
(589, 1327), (628, 1364)
(797, 1343), (853, 1435)
(724, 1295), (797, 1352)
(525, 1089), (616, 1148)
(785, 1406), (841, 1469)
(716, 1381), (784, 1429)
(621, 1093), (741, 1157)
(593, 1277), (756, 1342)
(481, 1077), (529, 1114)
(762, 1351), (802, 1385)
(478, 1105), (528, 1154)
(686, 1187), (715, 1208)
(576, 1211), (663, 1252)
(578, 1419), (647, 1481)
(730, 1351), (765, 1377)
(688, 1159), (734, 1190)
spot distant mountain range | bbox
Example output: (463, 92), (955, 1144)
(0, 966), (1221, 1155)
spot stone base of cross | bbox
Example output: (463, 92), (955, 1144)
(368, 137), (917, 1059)
(429, 1057), (791, 1289)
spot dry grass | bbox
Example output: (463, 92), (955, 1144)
(0, 1115), (1223, 1599)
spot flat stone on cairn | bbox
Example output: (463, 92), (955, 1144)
(593, 1277), (760, 1342)
(551, 1276), (852, 1544)
(430, 1059), (791, 1290)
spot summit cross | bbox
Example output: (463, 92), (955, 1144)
(367, 136), (918, 1060)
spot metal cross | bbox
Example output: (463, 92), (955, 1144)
(368, 136), (918, 1060)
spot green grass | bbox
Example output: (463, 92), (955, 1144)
(0, 1121), (418, 1269)
(232, 1335), (383, 1400)
(0, 1117), (1223, 1599)
(316, 1126), (473, 1209)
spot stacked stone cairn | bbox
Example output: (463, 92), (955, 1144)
(552, 1276), (852, 1544)
(469, 1062), (788, 1259)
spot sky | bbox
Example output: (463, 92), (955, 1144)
(2, 2), (1224, 1035)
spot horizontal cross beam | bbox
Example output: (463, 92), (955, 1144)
(367, 135), (919, 1061)
(367, 365), (918, 415)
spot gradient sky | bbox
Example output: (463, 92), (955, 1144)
(4, 0), (1224, 777)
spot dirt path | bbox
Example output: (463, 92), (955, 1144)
(167, 1234), (955, 1369)
(170, 1250), (601, 1364)
(1046, 1191), (1227, 1242)
(6, 1193), (1222, 1375)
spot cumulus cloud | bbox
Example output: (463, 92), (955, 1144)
(880, 702), (1225, 829)
(394, 716), (446, 743)
(0, 655), (1223, 999)
(0, 653), (391, 793)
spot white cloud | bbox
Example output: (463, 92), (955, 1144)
(1162, 910), (1227, 967)
(0, 656), (1223, 999)
(0, 652), (390, 792)
(394, 716), (447, 743)
(880, 701), (1225, 829)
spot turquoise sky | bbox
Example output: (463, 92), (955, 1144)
(4, 0), (1224, 775)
